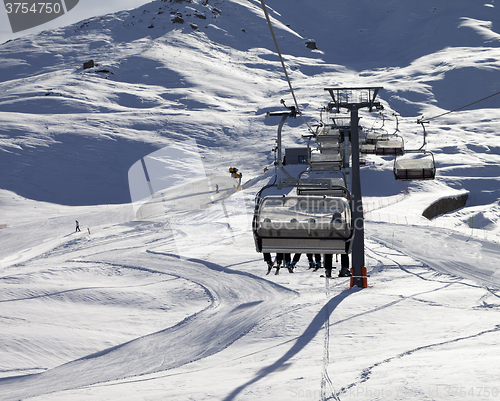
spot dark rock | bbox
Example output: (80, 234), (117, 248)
(172, 14), (184, 23)
(83, 60), (95, 69)
(306, 41), (317, 50)
(422, 193), (469, 219)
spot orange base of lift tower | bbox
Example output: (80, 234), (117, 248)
(350, 266), (368, 288)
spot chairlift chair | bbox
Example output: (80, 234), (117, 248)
(316, 127), (340, 141)
(253, 103), (353, 255)
(365, 130), (388, 145)
(309, 151), (343, 170)
(393, 118), (436, 180)
(374, 135), (404, 155)
(318, 143), (341, 154)
(360, 143), (376, 154)
(394, 150), (436, 180)
(366, 112), (402, 154)
(253, 195), (353, 254)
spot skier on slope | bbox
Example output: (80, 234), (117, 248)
(75, 220), (81, 232)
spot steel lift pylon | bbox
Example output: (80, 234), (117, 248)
(325, 87), (384, 288)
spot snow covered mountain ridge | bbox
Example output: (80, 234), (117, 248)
(1, 1), (500, 400)
(1, 0), (499, 234)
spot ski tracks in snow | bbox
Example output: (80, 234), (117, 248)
(336, 313), (500, 399)
(329, 228), (500, 399)
(321, 278), (341, 401)
(367, 221), (500, 288)
(0, 248), (294, 400)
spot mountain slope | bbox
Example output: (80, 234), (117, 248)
(1, 0), (500, 208)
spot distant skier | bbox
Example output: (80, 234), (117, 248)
(215, 184), (219, 193)
(75, 220), (81, 232)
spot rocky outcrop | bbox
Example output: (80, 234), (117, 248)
(422, 192), (469, 219)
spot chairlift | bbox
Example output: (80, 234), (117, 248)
(393, 119), (436, 180)
(374, 135), (404, 155)
(360, 143), (376, 154)
(297, 171), (348, 197)
(363, 112), (401, 154)
(309, 152), (343, 170)
(307, 125), (344, 170)
(365, 131), (388, 144)
(253, 195), (353, 254)
(394, 150), (436, 180)
(316, 127), (340, 141)
(253, 106), (354, 255)
(372, 110), (404, 156)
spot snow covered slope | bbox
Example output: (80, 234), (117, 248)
(1, 0), (500, 400)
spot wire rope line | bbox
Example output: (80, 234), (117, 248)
(424, 89), (500, 122)
(259, 0), (313, 133)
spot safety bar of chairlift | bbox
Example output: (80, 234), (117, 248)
(257, 238), (350, 254)
(253, 216), (355, 254)
(256, 182), (351, 201)
(394, 166), (436, 180)
(296, 184), (350, 198)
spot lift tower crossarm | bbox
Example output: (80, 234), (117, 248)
(325, 87), (384, 113)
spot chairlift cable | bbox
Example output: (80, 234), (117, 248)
(424, 89), (500, 122)
(259, 0), (313, 133)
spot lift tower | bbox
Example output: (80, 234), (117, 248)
(325, 87), (383, 287)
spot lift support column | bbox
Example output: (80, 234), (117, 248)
(325, 87), (384, 288)
(350, 107), (364, 288)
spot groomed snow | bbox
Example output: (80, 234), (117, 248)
(1, 0), (500, 400)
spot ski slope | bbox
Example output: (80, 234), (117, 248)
(1, 0), (500, 400)
(1, 190), (500, 400)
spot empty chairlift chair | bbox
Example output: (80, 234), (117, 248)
(375, 135), (404, 155)
(360, 143), (376, 154)
(316, 127), (340, 149)
(393, 118), (436, 180)
(309, 152), (343, 170)
(365, 130), (387, 144)
(361, 129), (389, 155)
(394, 150), (436, 180)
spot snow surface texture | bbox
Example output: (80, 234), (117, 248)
(1, 0), (500, 400)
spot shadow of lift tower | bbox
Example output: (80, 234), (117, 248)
(325, 87), (384, 288)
